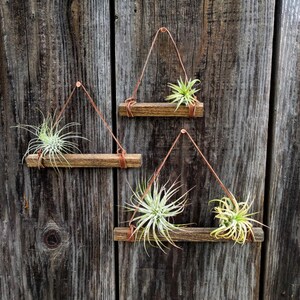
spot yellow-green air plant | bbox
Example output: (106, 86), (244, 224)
(209, 196), (265, 244)
(165, 77), (200, 110)
(125, 179), (190, 254)
(15, 111), (87, 168)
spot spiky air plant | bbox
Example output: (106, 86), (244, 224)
(209, 196), (265, 244)
(125, 179), (190, 254)
(165, 77), (200, 110)
(15, 111), (87, 168)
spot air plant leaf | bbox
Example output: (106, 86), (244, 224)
(209, 196), (265, 244)
(165, 77), (200, 111)
(14, 110), (87, 169)
(125, 179), (190, 254)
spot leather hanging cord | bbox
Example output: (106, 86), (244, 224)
(128, 129), (238, 237)
(55, 81), (127, 168)
(54, 84), (78, 126)
(182, 130), (237, 208)
(125, 27), (189, 117)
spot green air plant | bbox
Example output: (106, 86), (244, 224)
(165, 77), (200, 110)
(15, 111), (87, 168)
(209, 196), (265, 244)
(125, 179), (190, 254)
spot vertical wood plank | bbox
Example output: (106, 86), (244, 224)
(263, 1), (300, 299)
(115, 0), (274, 299)
(0, 1), (115, 299)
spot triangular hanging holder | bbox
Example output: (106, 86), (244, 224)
(24, 82), (142, 169)
(114, 129), (264, 244)
(119, 27), (204, 118)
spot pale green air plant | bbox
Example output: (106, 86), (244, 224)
(15, 111), (87, 168)
(165, 77), (200, 110)
(209, 196), (265, 244)
(125, 179), (190, 254)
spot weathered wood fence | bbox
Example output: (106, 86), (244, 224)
(0, 0), (299, 299)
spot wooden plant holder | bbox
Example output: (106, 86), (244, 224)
(114, 227), (264, 243)
(25, 82), (142, 169)
(119, 27), (204, 118)
(114, 129), (265, 244)
(119, 103), (204, 118)
(26, 154), (142, 168)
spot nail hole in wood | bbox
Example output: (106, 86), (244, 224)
(43, 230), (61, 249)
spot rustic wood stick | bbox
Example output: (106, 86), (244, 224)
(113, 227), (264, 242)
(25, 154), (142, 168)
(118, 102), (204, 117)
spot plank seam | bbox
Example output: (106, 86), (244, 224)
(109, 0), (120, 299)
(259, 0), (283, 299)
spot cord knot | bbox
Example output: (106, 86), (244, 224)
(117, 148), (127, 168)
(188, 97), (200, 117)
(127, 224), (136, 242)
(125, 97), (136, 117)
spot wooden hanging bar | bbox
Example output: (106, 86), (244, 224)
(113, 227), (264, 242)
(25, 154), (142, 168)
(118, 102), (204, 117)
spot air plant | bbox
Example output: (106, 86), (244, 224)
(165, 77), (200, 110)
(125, 179), (190, 254)
(15, 111), (87, 168)
(209, 196), (265, 244)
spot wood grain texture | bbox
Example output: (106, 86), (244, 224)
(114, 227), (264, 242)
(263, 1), (300, 299)
(115, 0), (274, 299)
(25, 154), (142, 168)
(0, 1), (115, 299)
(119, 102), (204, 117)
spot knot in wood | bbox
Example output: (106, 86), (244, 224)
(43, 229), (61, 249)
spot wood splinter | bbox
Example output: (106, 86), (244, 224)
(113, 227), (264, 242)
(118, 102), (204, 117)
(25, 154), (142, 168)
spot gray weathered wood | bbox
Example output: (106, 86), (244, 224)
(115, 0), (275, 299)
(4, 0), (300, 299)
(0, 1), (115, 299)
(263, 1), (300, 299)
